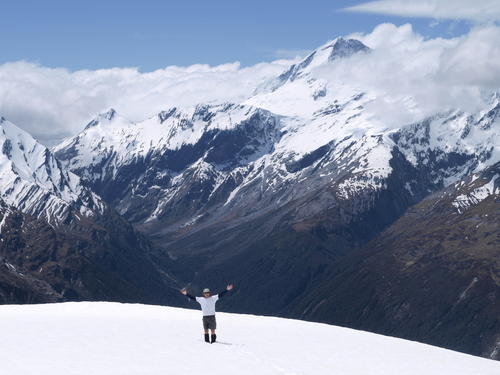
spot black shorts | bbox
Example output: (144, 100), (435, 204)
(203, 315), (217, 330)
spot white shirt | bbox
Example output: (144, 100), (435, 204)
(195, 295), (219, 316)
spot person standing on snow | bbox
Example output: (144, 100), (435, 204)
(180, 284), (233, 343)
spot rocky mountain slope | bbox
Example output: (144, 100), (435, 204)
(293, 162), (500, 359)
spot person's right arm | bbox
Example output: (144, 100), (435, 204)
(180, 289), (196, 301)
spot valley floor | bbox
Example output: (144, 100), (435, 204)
(1, 302), (498, 375)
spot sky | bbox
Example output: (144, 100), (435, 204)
(0, 0), (472, 71)
(0, 0), (499, 144)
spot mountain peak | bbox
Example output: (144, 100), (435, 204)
(100, 108), (117, 121)
(0, 115), (34, 144)
(84, 108), (119, 129)
(328, 38), (370, 61)
(158, 107), (179, 123)
(255, 37), (370, 95)
(0, 116), (102, 222)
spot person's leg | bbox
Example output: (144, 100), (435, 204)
(210, 316), (217, 343)
(203, 317), (210, 343)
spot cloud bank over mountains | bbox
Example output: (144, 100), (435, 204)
(0, 60), (292, 145)
(1, 22), (500, 144)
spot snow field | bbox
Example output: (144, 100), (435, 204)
(0, 302), (498, 375)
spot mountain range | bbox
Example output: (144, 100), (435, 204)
(1, 37), (498, 359)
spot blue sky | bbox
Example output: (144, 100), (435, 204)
(0, 0), (471, 71)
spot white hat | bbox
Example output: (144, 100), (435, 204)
(203, 288), (210, 293)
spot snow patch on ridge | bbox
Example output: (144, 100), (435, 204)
(452, 173), (499, 213)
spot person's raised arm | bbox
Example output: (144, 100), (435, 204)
(218, 284), (233, 298)
(180, 288), (196, 301)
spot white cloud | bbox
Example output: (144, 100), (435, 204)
(0, 60), (291, 145)
(316, 23), (500, 127)
(344, 0), (500, 22)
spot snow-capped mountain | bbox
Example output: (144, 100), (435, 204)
(50, 37), (500, 359)
(54, 104), (283, 227)
(0, 116), (103, 224)
(55, 38), (500, 240)
(0, 116), (183, 305)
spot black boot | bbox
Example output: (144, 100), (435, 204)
(211, 334), (216, 344)
(204, 333), (210, 343)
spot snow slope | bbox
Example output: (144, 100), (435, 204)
(1, 302), (498, 375)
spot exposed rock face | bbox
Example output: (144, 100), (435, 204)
(0, 198), (182, 305)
